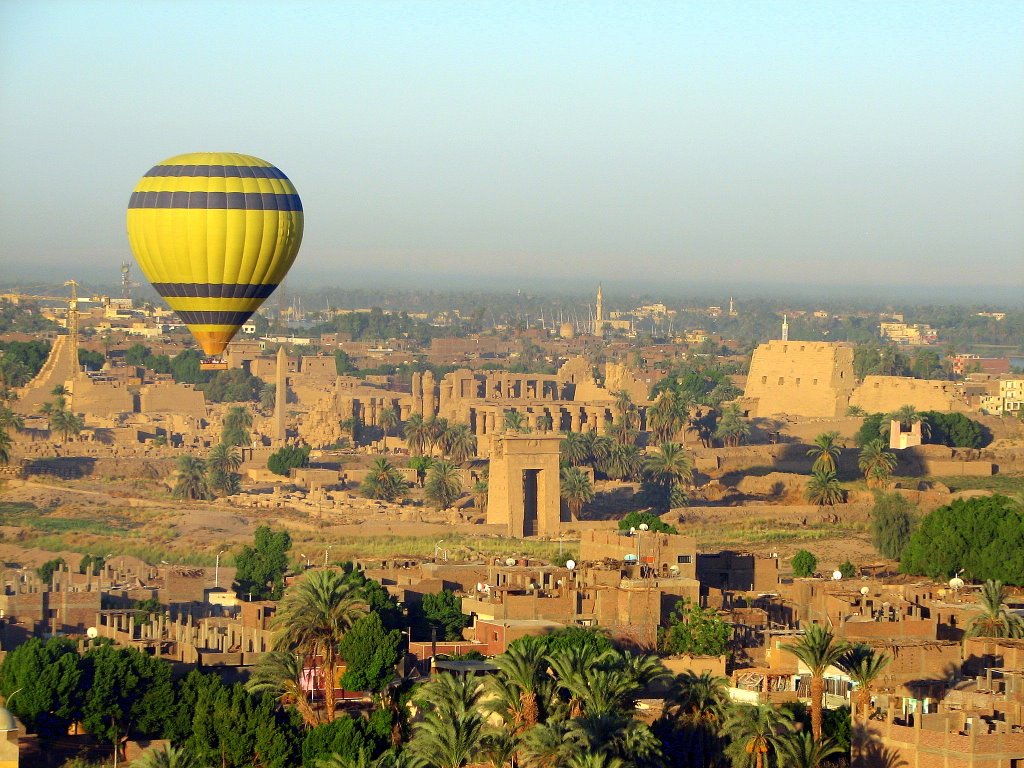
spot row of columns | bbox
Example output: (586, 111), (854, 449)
(97, 610), (271, 655)
(469, 405), (623, 436)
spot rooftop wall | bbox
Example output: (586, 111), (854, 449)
(744, 341), (856, 418)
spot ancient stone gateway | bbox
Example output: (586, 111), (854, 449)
(486, 433), (563, 538)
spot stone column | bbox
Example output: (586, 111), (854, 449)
(422, 370), (437, 418)
(571, 408), (582, 433)
(411, 372), (423, 416)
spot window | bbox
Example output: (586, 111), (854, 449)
(812, 378), (818, 385)
(778, 377), (785, 385)
(761, 376), (767, 384)
(677, 555), (692, 564)
(796, 378), (801, 386)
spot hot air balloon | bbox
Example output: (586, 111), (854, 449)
(126, 152), (303, 369)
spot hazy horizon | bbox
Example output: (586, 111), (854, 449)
(2, 1), (1022, 295)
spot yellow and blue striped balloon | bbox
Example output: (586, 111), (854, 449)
(126, 152), (303, 357)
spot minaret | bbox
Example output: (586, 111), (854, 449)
(729, 296), (735, 316)
(595, 283), (605, 337)
(782, 314), (789, 342)
(274, 345), (287, 442)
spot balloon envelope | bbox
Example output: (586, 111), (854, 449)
(126, 152), (303, 357)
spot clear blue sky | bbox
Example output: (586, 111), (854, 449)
(1, 1), (1022, 296)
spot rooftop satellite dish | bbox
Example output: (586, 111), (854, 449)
(949, 577), (965, 590)
(832, 570), (843, 581)
(670, 565), (680, 574)
(860, 586), (870, 596)
(86, 627), (98, 639)
(505, 557), (516, 567)
(565, 559), (576, 570)
(639, 523), (649, 531)
(476, 582), (484, 592)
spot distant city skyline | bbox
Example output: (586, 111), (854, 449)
(1, 1), (1022, 295)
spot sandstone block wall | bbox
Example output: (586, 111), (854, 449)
(70, 378), (134, 417)
(849, 376), (972, 414)
(745, 341), (856, 418)
(139, 382), (206, 418)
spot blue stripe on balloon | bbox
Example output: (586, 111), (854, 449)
(128, 191), (303, 212)
(153, 283), (279, 299)
(144, 164), (290, 179)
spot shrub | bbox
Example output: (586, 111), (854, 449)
(921, 411), (988, 448)
(618, 511), (678, 535)
(855, 413), (887, 447)
(267, 445), (310, 476)
(791, 550), (818, 578)
(659, 600), (731, 656)
(900, 495), (1024, 584)
(838, 560), (856, 579)
(870, 491), (917, 560)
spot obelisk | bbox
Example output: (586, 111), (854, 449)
(274, 345), (287, 442)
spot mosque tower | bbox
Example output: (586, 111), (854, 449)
(594, 283), (605, 337)
(782, 314), (789, 342)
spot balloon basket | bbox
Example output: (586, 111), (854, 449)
(200, 358), (229, 371)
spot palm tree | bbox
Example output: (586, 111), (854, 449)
(807, 432), (842, 475)
(427, 418), (449, 456)
(560, 431), (589, 467)
(443, 424), (477, 464)
(537, 412), (554, 432)
(547, 643), (608, 718)
(0, 406), (24, 434)
(519, 720), (574, 768)
(222, 405), (253, 447)
(378, 406), (399, 438)
(602, 443), (642, 482)
(273, 568), (368, 722)
(723, 703), (793, 768)
(560, 465), (595, 520)
(837, 644), (891, 720)
(362, 458), (409, 502)
(643, 442), (694, 510)
(50, 407), (84, 443)
(714, 404), (749, 447)
(781, 625), (848, 741)
(858, 440), (898, 487)
(648, 388), (688, 445)
(208, 442), (242, 475)
(805, 471), (844, 508)
(776, 731), (844, 768)
(410, 672), (487, 768)
(425, 460), (462, 510)
(487, 636), (551, 733)
(405, 414), (430, 456)
(666, 671), (730, 768)
(966, 580), (1024, 639)
(0, 429), (11, 466)
(612, 390), (638, 432)
(172, 455), (210, 500)
(503, 410), (528, 433)
(582, 432), (613, 474)
(479, 730), (520, 768)
(889, 405), (930, 440)
(246, 650), (320, 726)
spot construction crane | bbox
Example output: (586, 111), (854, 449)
(120, 261), (139, 299)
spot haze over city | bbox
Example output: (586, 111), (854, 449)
(1, 1), (1023, 299)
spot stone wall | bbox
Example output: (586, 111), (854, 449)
(69, 377), (134, 417)
(850, 376), (972, 414)
(744, 341), (856, 418)
(139, 381), (206, 418)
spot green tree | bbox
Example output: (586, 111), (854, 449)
(869, 492), (917, 560)
(410, 673), (486, 768)
(617, 511), (678, 534)
(560, 465), (595, 520)
(643, 442), (694, 511)
(338, 613), (403, 694)
(79, 553), (105, 575)
(404, 415), (430, 456)
(806, 432), (842, 475)
(408, 455), (433, 487)
(781, 625), (848, 741)
(222, 405), (254, 447)
(560, 431), (589, 466)
(791, 550), (817, 578)
(899, 496), (1024, 584)
(441, 424), (477, 464)
(0, 426), (11, 466)
(924, 411), (987, 448)
(334, 350), (358, 375)
(486, 635), (553, 733)
(124, 343), (151, 367)
(234, 526), (292, 600)
(361, 458), (409, 502)
(36, 556), (66, 583)
(80, 644), (175, 762)
(659, 601), (731, 657)
(378, 406), (399, 438)
(425, 460), (462, 510)
(837, 644), (891, 719)
(268, 445), (311, 476)
(132, 744), (203, 768)
(805, 470), (844, 507)
(413, 590), (469, 641)
(966, 580), (1024, 639)
(502, 410), (528, 433)
(723, 704), (793, 768)
(714, 404), (749, 447)
(173, 455), (211, 500)
(0, 637), (83, 733)
(775, 732), (844, 768)
(246, 650), (320, 727)
(858, 439), (898, 487)
(838, 559), (856, 579)
(273, 568), (368, 722)
(658, 671), (729, 768)
(854, 413), (887, 447)
(209, 442), (243, 496)
(648, 388), (689, 445)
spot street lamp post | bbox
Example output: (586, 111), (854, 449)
(324, 546), (331, 568)
(215, 549), (226, 588)
(434, 540), (444, 562)
(636, 523), (648, 576)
